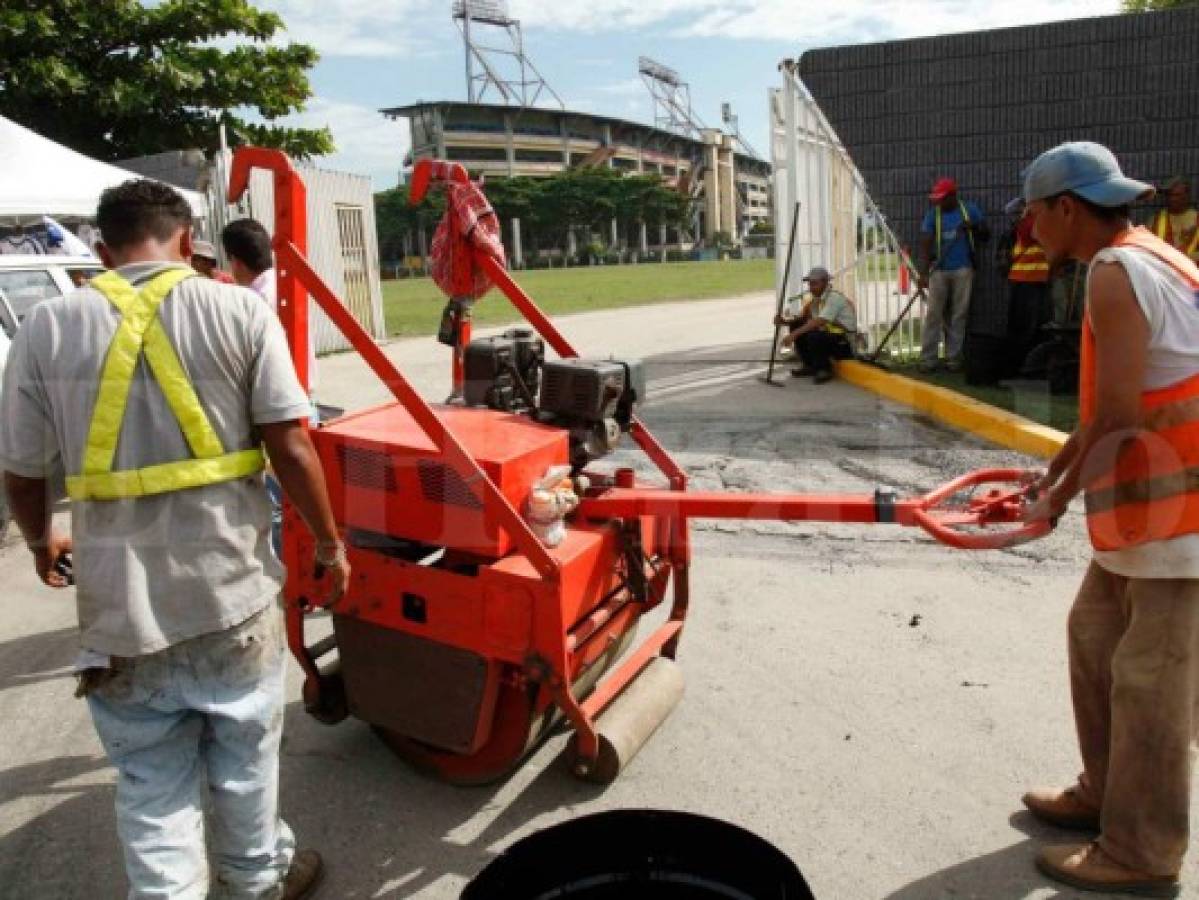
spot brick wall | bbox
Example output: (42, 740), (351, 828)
(798, 7), (1199, 335)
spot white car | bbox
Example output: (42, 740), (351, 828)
(0, 255), (105, 323)
(0, 255), (103, 536)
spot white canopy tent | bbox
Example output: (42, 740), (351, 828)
(0, 115), (206, 220)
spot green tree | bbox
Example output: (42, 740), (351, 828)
(483, 177), (540, 228)
(376, 168), (695, 265)
(1122, 0), (1197, 9)
(374, 184), (444, 261)
(0, 0), (332, 160)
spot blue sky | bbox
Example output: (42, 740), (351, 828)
(260, 0), (1119, 190)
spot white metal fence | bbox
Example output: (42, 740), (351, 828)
(208, 152), (386, 354)
(771, 63), (924, 361)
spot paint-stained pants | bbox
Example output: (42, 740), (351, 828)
(86, 606), (294, 899)
(1068, 563), (1199, 877)
(922, 267), (974, 364)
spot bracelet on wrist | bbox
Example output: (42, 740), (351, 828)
(314, 539), (346, 566)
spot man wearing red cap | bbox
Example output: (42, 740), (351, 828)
(918, 177), (987, 372)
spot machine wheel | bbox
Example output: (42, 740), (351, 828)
(374, 622), (638, 786)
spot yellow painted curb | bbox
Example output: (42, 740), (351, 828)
(834, 360), (1068, 460)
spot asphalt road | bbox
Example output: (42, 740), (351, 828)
(0, 292), (1187, 899)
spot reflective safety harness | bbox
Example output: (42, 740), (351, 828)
(1080, 227), (1199, 551)
(934, 201), (975, 268)
(803, 290), (856, 336)
(1152, 209), (1199, 262)
(65, 268), (265, 501)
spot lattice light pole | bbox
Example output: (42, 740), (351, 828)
(638, 56), (706, 139)
(452, 0), (564, 109)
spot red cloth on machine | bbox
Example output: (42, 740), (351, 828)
(430, 176), (507, 300)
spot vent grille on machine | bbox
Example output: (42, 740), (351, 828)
(417, 460), (484, 510)
(338, 445), (398, 493)
(540, 368), (564, 408)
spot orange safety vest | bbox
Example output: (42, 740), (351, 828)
(1080, 227), (1199, 551)
(1008, 234), (1050, 283)
(1152, 209), (1199, 262)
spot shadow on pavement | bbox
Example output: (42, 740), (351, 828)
(279, 702), (609, 897)
(0, 755), (124, 897)
(884, 812), (1127, 900)
(0, 625), (78, 694)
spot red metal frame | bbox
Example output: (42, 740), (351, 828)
(229, 147), (1049, 782)
(578, 468), (1051, 551)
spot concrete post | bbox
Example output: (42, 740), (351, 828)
(504, 113), (516, 178)
(511, 217), (523, 268)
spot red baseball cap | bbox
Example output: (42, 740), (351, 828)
(929, 177), (957, 201)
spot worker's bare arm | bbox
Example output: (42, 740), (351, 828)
(3, 472), (72, 588)
(260, 420), (350, 603)
(1026, 261), (1146, 523)
(791, 316), (825, 338)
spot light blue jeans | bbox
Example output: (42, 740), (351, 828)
(86, 606), (295, 899)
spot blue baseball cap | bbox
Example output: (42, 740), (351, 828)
(1022, 142), (1154, 207)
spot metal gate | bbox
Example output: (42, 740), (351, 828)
(771, 62), (923, 361)
(335, 204), (377, 336)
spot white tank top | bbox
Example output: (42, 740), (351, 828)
(1088, 244), (1199, 579)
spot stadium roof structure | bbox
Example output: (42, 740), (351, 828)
(381, 100), (770, 173)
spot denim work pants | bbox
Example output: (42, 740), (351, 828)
(1068, 563), (1199, 877)
(86, 606), (295, 899)
(922, 267), (975, 365)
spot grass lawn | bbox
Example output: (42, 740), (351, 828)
(894, 363), (1079, 433)
(381, 258), (774, 336)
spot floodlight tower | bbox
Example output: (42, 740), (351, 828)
(721, 101), (762, 159)
(452, 0), (564, 108)
(638, 56), (707, 138)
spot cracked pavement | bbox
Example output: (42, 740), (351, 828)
(0, 293), (1179, 899)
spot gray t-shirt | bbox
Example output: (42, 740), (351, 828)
(0, 262), (311, 656)
(814, 289), (857, 333)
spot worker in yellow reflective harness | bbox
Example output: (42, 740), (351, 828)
(1149, 176), (1199, 265)
(0, 179), (348, 899)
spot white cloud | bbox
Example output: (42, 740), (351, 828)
(680, 0), (1120, 42)
(507, 0), (1118, 39)
(280, 98), (409, 188)
(257, 0), (432, 57)
(593, 78), (646, 97)
(248, 0), (1122, 61)
(508, 0), (722, 30)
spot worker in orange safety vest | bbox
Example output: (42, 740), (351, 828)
(1021, 142), (1199, 897)
(1003, 197), (1052, 376)
(1149, 176), (1199, 264)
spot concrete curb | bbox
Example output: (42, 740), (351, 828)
(834, 360), (1068, 460)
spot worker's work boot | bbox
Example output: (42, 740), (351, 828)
(281, 848), (324, 900)
(790, 366), (817, 378)
(1036, 842), (1180, 897)
(814, 369), (834, 384)
(1022, 786), (1100, 831)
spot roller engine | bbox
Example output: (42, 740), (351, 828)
(464, 327), (645, 468)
